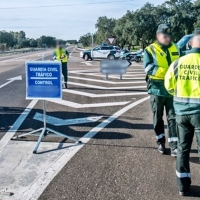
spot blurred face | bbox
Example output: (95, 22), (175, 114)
(190, 35), (200, 48)
(156, 33), (171, 46)
(57, 43), (62, 49)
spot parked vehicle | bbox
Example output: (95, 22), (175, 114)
(177, 34), (193, 54)
(80, 45), (121, 61)
(120, 49), (143, 62)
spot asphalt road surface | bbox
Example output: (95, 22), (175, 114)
(0, 46), (200, 200)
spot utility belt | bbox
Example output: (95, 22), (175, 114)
(146, 75), (164, 89)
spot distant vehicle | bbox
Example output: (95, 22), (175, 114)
(80, 45), (121, 61)
(120, 49), (143, 62)
(113, 46), (121, 52)
(177, 34), (193, 54)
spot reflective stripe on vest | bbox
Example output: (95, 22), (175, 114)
(55, 48), (68, 62)
(173, 53), (200, 103)
(146, 43), (179, 80)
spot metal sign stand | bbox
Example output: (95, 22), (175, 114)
(12, 53), (81, 154)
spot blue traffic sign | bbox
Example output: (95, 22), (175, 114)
(26, 61), (62, 99)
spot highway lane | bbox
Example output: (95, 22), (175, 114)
(0, 47), (200, 200)
(0, 46), (74, 140)
(0, 50), (53, 74)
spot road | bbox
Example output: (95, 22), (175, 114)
(0, 46), (199, 200)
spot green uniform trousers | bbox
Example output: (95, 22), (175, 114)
(62, 62), (68, 84)
(150, 95), (177, 150)
(176, 114), (200, 191)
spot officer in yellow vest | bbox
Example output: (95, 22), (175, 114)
(165, 28), (200, 196)
(53, 40), (69, 88)
(143, 24), (181, 156)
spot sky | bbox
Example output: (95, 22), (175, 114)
(0, 0), (166, 40)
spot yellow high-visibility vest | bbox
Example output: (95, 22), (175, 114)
(55, 48), (68, 63)
(165, 52), (200, 103)
(146, 42), (179, 80)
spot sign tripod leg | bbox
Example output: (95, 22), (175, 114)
(12, 100), (81, 154)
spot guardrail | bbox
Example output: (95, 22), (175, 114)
(0, 48), (45, 55)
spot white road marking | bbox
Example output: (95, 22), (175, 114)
(69, 69), (99, 73)
(90, 71), (144, 75)
(0, 100), (38, 156)
(63, 89), (147, 97)
(20, 96), (150, 200)
(110, 77), (145, 80)
(111, 74), (145, 77)
(48, 99), (130, 108)
(0, 75), (22, 89)
(69, 68), (143, 73)
(68, 76), (145, 84)
(69, 71), (145, 80)
(68, 81), (146, 89)
(34, 113), (103, 126)
(81, 61), (92, 66)
(69, 46), (76, 58)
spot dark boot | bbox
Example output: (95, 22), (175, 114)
(171, 148), (177, 157)
(179, 189), (190, 196)
(158, 144), (166, 154)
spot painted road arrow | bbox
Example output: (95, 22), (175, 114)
(0, 75), (22, 89)
(34, 113), (103, 126)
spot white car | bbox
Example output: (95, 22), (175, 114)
(80, 45), (121, 61)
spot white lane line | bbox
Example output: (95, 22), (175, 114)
(81, 62), (92, 66)
(69, 69), (99, 73)
(69, 69), (143, 73)
(69, 46), (76, 58)
(63, 89), (147, 97)
(68, 76), (145, 84)
(69, 72), (145, 78)
(0, 100), (38, 156)
(111, 74), (145, 77)
(91, 71), (144, 75)
(34, 113), (103, 126)
(20, 96), (150, 200)
(68, 81), (146, 89)
(48, 99), (130, 108)
(69, 71), (145, 80)
(110, 77), (144, 80)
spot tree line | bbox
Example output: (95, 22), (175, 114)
(0, 30), (77, 51)
(79, 0), (200, 49)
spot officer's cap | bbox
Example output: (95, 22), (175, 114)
(156, 24), (172, 36)
(194, 28), (200, 36)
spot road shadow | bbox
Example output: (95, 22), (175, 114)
(85, 142), (157, 150)
(189, 185), (200, 197)
(190, 156), (200, 164)
(191, 149), (198, 153)
(0, 107), (25, 137)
